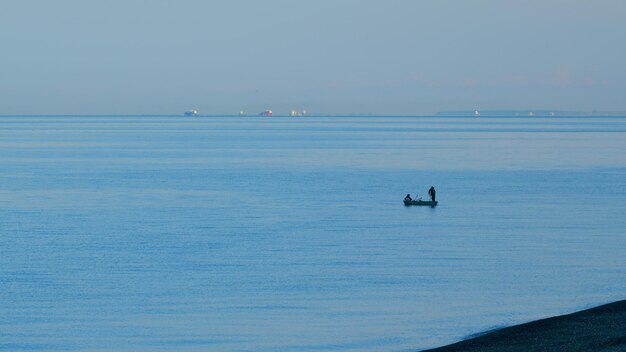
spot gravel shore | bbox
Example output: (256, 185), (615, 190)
(423, 300), (626, 352)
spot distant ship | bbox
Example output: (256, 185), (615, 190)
(184, 109), (198, 117)
(290, 109), (307, 117)
(259, 110), (273, 117)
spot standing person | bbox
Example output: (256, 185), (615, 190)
(428, 186), (436, 202)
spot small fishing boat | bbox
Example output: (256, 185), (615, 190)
(403, 199), (437, 206)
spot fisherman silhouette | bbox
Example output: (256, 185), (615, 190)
(404, 194), (412, 202)
(428, 186), (436, 202)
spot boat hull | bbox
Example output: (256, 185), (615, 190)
(403, 200), (438, 206)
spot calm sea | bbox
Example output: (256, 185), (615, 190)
(1, 115), (625, 351)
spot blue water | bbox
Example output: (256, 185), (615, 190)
(1, 116), (625, 351)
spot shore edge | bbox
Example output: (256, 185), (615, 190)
(422, 300), (626, 352)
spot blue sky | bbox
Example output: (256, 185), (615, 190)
(1, 1), (625, 114)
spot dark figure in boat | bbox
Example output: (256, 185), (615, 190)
(404, 194), (413, 202)
(428, 186), (436, 202)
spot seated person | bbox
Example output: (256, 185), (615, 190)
(404, 194), (413, 201)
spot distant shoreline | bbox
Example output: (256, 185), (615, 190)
(422, 299), (626, 352)
(1, 113), (626, 118)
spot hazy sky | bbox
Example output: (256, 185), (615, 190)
(1, 0), (625, 114)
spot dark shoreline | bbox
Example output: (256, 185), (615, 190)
(422, 300), (626, 352)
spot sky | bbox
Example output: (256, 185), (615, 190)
(1, 0), (625, 115)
